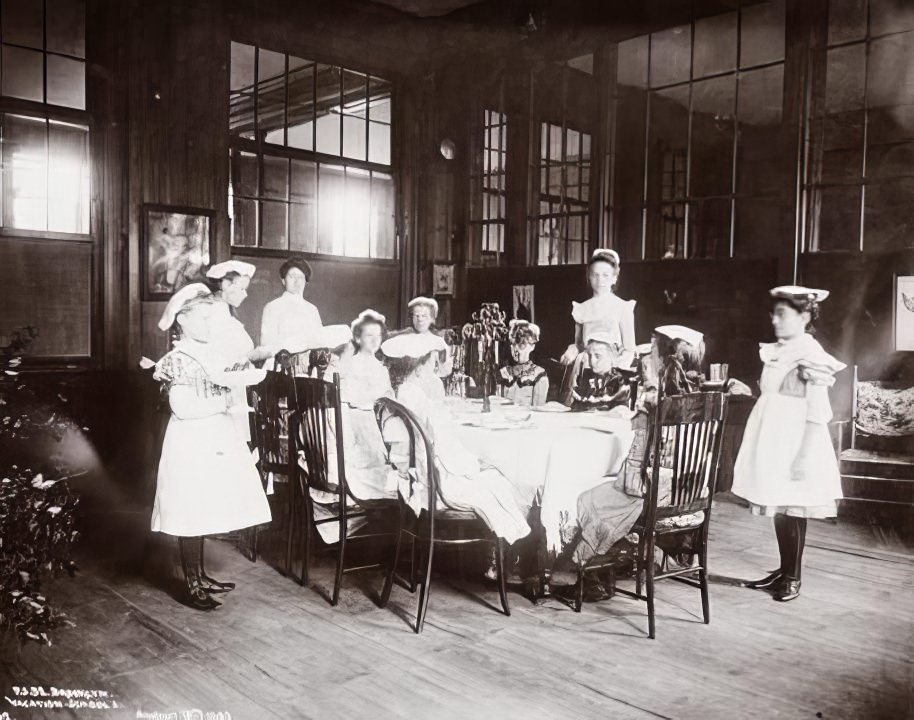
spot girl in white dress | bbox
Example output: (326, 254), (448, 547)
(380, 332), (531, 545)
(392, 297), (453, 400)
(204, 260), (272, 441)
(559, 249), (637, 404)
(347, 309), (393, 407)
(152, 284), (271, 610)
(732, 286), (846, 602)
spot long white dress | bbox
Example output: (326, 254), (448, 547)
(207, 300), (257, 441)
(384, 380), (531, 544)
(732, 333), (846, 519)
(152, 340), (271, 536)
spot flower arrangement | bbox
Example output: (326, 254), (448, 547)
(0, 352), (84, 645)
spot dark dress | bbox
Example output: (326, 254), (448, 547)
(570, 367), (630, 411)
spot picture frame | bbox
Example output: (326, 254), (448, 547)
(893, 275), (914, 351)
(433, 262), (455, 297)
(141, 204), (214, 301)
(513, 285), (534, 322)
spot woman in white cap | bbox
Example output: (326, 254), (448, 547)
(151, 284), (271, 610)
(497, 320), (549, 407)
(568, 332), (632, 411)
(380, 332), (531, 545)
(732, 286), (846, 602)
(559, 249), (637, 404)
(347, 309), (393, 408)
(399, 296), (455, 395)
(260, 257), (323, 374)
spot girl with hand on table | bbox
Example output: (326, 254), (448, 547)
(496, 320), (549, 407)
(151, 284), (271, 611)
(732, 286), (846, 602)
(380, 332), (531, 551)
(559, 249), (637, 404)
(347, 309), (393, 407)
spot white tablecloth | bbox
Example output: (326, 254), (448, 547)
(450, 399), (635, 552)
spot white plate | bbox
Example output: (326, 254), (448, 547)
(532, 402), (571, 413)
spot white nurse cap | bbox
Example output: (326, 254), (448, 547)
(654, 324), (704, 347)
(157, 283), (212, 331)
(205, 260), (257, 279)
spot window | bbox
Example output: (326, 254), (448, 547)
(228, 42), (396, 258)
(470, 109), (507, 255)
(536, 121), (591, 265)
(807, 0), (914, 253)
(0, 0), (89, 235)
(609, 0), (788, 260)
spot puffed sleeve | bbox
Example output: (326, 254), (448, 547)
(571, 301), (585, 324)
(804, 382), (833, 425)
(532, 374), (549, 406)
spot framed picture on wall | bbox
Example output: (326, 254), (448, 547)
(433, 263), (455, 296)
(894, 275), (914, 351)
(513, 285), (534, 322)
(142, 204), (214, 301)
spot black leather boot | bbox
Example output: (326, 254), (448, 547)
(745, 569), (784, 589)
(179, 537), (221, 610)
(773, 517), (805, 602)
(199, 537), (236, 593)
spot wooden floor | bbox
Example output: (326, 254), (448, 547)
(2, 498), (913, 720)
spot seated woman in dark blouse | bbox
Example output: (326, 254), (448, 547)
(568, 331), (631, 411)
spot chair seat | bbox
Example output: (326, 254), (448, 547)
(840, 447), (914, 465)
(655, 511), (705, 532)
(435, 508), (481, 522)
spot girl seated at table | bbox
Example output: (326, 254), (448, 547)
(497, 320), (549, 407)
(306, 324), (398, 543)
(347, 309), (393, 408)
(568, 332), (632, 411)
(559, 249), (637, 404)
(380, 332), (531, 546)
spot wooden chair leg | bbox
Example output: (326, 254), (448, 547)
(301, 494), (312, 587)
(414, 532), (435, 634)
(699, 544), (710, 625)
(408, 532), (418, 593)
(495, 538), (510, 617)
(646, 534), (656, 640)
(332, 516), (346, 607)
(285, 481), (296, 576)
(380, 506), (404, 608)
(249, 526), (258, 563)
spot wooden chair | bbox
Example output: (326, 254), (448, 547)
(577, 391), (729, 639)
(374, 396), (510, 634)
(248, 352), (297, 569)
(291, 374), (397, 606)
(832, 366), (914, 530)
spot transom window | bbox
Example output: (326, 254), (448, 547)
(470, 109), (507, 255)
(228, 42), (396, 258)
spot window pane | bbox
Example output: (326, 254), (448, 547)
(231, 150), (258, 197)
(825, 44), (865, 115)
(867, 31), (914, 110)
(647, 85), (690, 204)
(342, 69), (367, 116)
(828, 0), (867, 45)
(290, 159), (317, 253)
(870, 0), (914, 37)
(48, 120), (89, 233)
(260, 201), (287, 249)
(2, 0), (43, 49)
(688, 198), (730, 258)
(257, 49), (286, 145)
(315, 64), (341, 156)
(2, 45), (44, 102)
(813, 185), (860, 251)
(618, 35), (649, 89)
(47, 0), (86, 57)
(646, 203), (685, 259)
(737, 65), (786, 195)
(566, 240), (583, 264)
(690, 74), (736, 197)
(2, 114), (48, 231)
(733, 195), (791, 257)
(343, 114), (367, 160)
(230, 42), (255, 92)
(368, 122), (390, 165)
(650, 25), (691, 88)
(693, 11), (737, 78)
(344, 167), (370, 257)
(262, 155), (288, 200)
(232, 198), (257, 246)
(318, 164), (344, 254)
(47, 55), (86, 109)
(864, 178), (914, 251)
(740, 0), (785, 68)
(614, 205), (644, 260)
(368, 77), (392, 123)
(287, 59), (314, 151)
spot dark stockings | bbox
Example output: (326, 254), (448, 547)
(178, 536), (220, 609)
(774, 514), (807, 581)
(199, 537), (235, 592)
